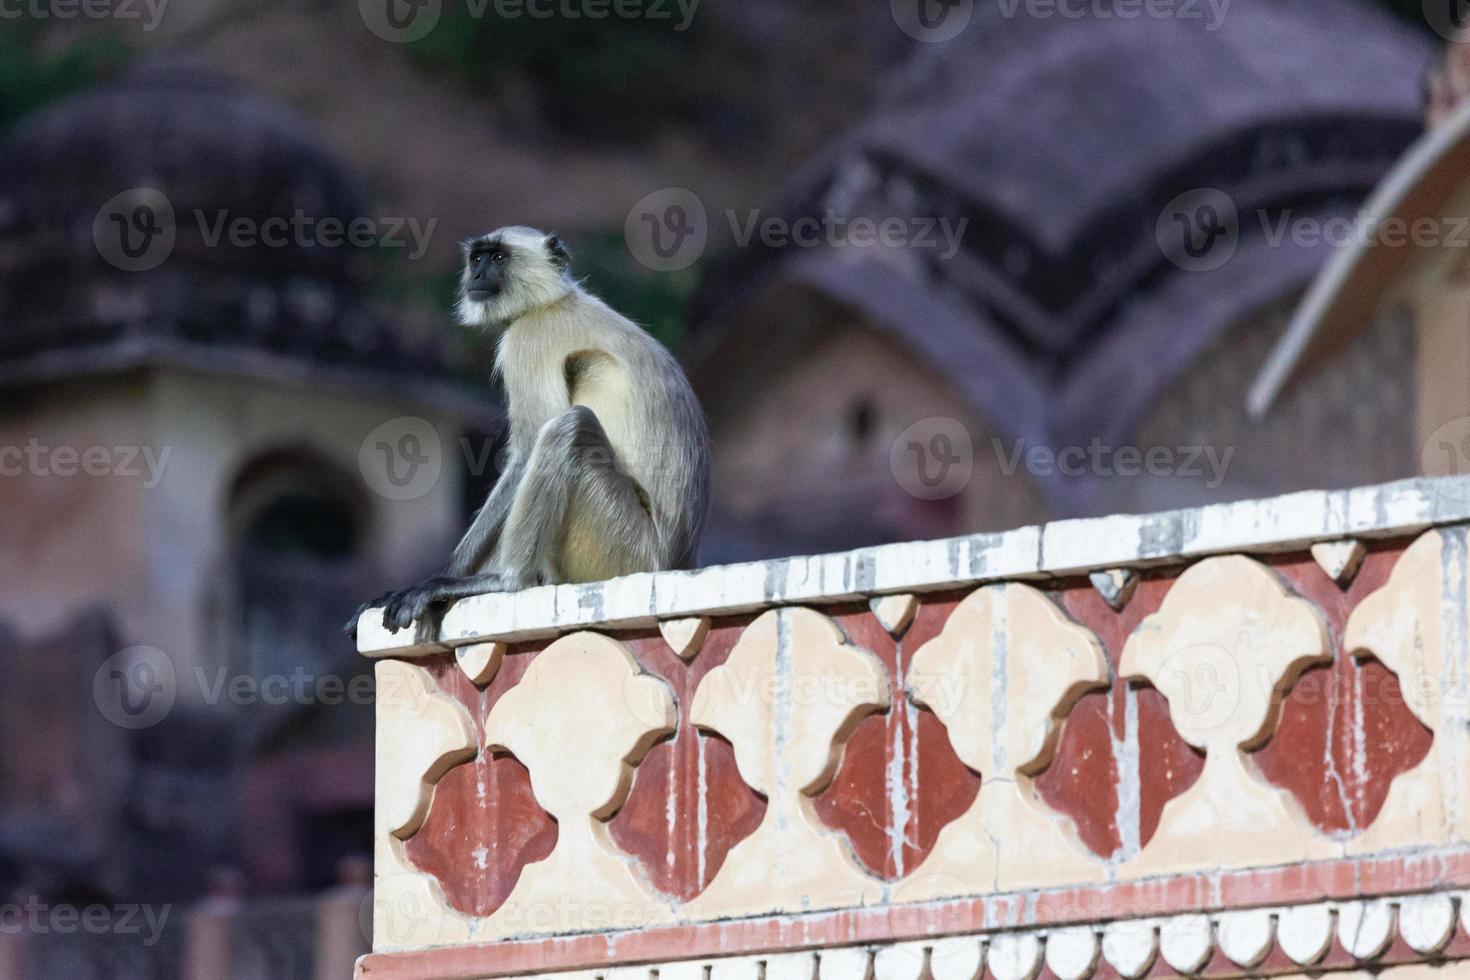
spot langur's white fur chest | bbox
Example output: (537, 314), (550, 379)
(496, 301), (643, 470)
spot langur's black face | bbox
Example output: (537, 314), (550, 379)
(463, 237), (509, 301)
(455, 228), (575, 329)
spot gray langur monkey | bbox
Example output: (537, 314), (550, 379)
(350, 226), (710, 638)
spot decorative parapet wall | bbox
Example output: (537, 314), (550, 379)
(355, 477), (1470, 980)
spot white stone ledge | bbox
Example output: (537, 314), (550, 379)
(356, 475), (1470, 656)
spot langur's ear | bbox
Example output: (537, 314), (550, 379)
(547, 235), (571, 271)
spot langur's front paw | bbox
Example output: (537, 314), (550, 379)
(344, 591), (397, 639)
(382, 586), (436, 633)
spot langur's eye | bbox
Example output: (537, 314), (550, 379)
(490, 250), (507, 264)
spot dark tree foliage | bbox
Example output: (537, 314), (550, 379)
(0, 26), (124, 138)
(405, 3), (760, 147)
(1384, 0), (1460, 34)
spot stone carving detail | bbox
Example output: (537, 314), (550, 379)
(1338, 900), (1396, 959)
(1310, 539), (1367, 585)
(1159, 915), (1212, 974)
(1277, 903), (1334, 965)
(1343, 529), (1467, 854)
(870, 593), (919, 637)
(1089, 568), (1138, 611)
(1120, 555), (1337, 876)
(454, 641), (505, 686)
(1217, 909), (1274, 967)
(900, 583), (1109, 899)
(481, 632), (677, 933)
(375, 660), (478, 839)
(685, 607), (888, 917)
(1045, 926), (1099, 980)
(501, 894), (1470, 980)
(1101, 919), (1158, 977)
(371, 660), (477, 950)
(659, 616), (711, 660)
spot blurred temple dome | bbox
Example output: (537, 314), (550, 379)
(692, 0), (1434, 480)
(0, 57), (451, 391)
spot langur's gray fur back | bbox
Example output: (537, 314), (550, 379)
(352, 225), (710, 638)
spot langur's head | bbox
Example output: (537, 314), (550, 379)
(456, 226), (574, 329)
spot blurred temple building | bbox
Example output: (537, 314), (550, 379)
(1250, 28), (1470, 472)
(691, 0), (1435, 563)
(0, 59), (488, 918)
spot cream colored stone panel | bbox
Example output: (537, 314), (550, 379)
(685, 608), (888, 918)
(1311, 539), (1367, 585)
(900, 583), (1109, 899)
(455, 641), (505, 686)
(659, 616), (711, 661)
(480, 632), (677, 937)
(1119, 556), (1338, 877)
(374, 660), (478, 840)
(370, 659), (479, 951)
(870, 593), (919, 637)
(371, 817), (475, 951)
(1344, 529), (1464, 854)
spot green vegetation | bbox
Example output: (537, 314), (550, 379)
(404, 2), (750, 146)
(0, 27), (126, 138)
(568, 228), (698, 350)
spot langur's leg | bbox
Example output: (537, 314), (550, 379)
(371, 406), (654, 637)
(497, 405), (659, 586)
